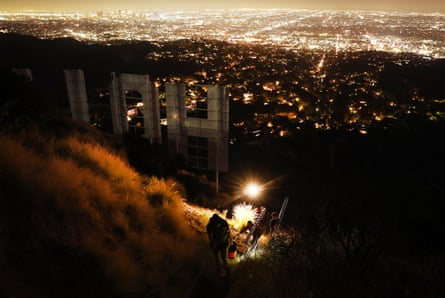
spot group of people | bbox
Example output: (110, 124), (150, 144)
(206, 211), (281, 277)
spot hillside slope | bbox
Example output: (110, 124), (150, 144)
(0, 129), (220, 298)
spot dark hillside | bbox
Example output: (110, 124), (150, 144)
(1, 33), (445, 297)
(0, 128), (217, 298)
(0, 33), (199, 90)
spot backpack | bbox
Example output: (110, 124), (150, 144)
(209, 216), (230, 244)
(228, 242), (237, 259)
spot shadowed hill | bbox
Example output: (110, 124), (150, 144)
(0, 33), (200, 89)
(0, 128), (218, 298)
(2, 119), (445, 298)
(1, 33), (445, 297)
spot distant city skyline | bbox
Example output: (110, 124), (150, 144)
(1, 0), (445, 13)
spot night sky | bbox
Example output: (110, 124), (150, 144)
(2, 0), (445, 13)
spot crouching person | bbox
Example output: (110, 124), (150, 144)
(206, 213), (232, 277)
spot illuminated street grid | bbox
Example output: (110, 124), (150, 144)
(0, 9), (444, 58)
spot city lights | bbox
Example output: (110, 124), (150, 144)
(0, 2), (444, 297)
(0, 10), (443, 58)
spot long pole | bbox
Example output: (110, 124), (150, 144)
(277, 197), (289, 232)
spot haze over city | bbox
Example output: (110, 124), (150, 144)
(2, 0), (445, 13)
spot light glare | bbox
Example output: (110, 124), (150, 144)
(244, 182), (262, 198)
(232, 202), (256, 230)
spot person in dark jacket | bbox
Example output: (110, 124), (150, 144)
(239, 220), (264, 249)
(269, 211), (280, 236)
(206, 213), (232, 276)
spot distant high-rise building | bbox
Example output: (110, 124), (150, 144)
(108, 72), (161, 143)
(166, 82), (229, 173)
(64, 69), (90, 123)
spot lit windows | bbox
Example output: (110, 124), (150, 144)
(186, 85), (208, 119)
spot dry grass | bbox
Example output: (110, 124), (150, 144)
(0, 132), (211, 297)
(3, 127), (442, 297)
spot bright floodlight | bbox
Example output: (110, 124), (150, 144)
(244, 182), (262, 198)
(232, 202), (257, 229)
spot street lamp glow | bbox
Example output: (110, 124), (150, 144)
(243, 182), (262, 198)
